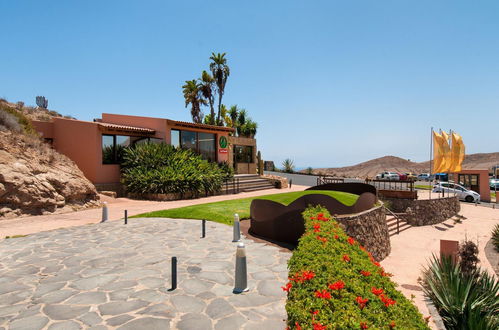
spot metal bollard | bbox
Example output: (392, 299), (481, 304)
(289, 179), (292, 189)
(202, 219), (206, 238)
(170, 256), (177, 291)
(101, 202), (108, 223)
(233, 214), (241, 242)
(124, 210), (128, 224)
(233, 242), (248, 293)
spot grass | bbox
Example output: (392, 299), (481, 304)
(5, 234), (27, 239)
(133, 190), (359, 225)
(415, 184), (432, 190)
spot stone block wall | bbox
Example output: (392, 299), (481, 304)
(384, 196), (460, 226)
(336, 205), (390, 261)
(261, 174), (288, 189)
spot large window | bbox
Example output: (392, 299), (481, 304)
(234, 145), (253, 163)
(102, 135), (162, 164)
(171, 129), (216, 162)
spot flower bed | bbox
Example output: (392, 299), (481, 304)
(284, 206), (429, 329)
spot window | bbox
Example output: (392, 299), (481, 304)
(103, 135), (162, 164)
(234, 145), (253, 163)
(170, 129), (216, 162)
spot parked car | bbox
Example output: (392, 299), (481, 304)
(405, 173), (417, 181)
(490, 178), (499, 189)
(417, 173), (431, 181)
(432, 182), (480, 203)
(375, 171), (400, 180)
(397, 172), (408, 181)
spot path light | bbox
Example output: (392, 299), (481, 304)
(233, 242), (248, 293)
(101, 202), (108, 223)
(201, 219), (206, 238)
(233, 214), (241, 242)
(124, 210), (128, 225)
(168, 256), (177, 291)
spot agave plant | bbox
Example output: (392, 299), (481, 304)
(282, 158), (295, 173)
(422, 255), (499, 329)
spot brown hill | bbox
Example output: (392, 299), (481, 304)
(0, 98), (75, 122)
(311, 153), (499, 178)
(0, 100), (98, 219)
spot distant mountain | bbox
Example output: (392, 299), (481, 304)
(309, 153), (499, 178)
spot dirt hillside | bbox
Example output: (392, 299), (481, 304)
(311, 153), (499, 178)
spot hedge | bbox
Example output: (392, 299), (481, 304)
(284, 206), (430, 329)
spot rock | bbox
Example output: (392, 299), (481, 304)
(0, 131), (99, 219)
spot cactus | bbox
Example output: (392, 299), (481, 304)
(257, 151), (264, 175)
(36, 96), (48, 109)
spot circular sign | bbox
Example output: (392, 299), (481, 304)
(219, 136), (228, 149)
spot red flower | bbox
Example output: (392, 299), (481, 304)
(309, 216), (315, 220)
(315, 289), (331, 299)
(302, 270), (315, 281)
(281, 282), (292, 292)
(371, 287), (384, 296)
(311, 310), (319, 315)
(379, 269), (393, 277)
(389, 321), (396, 329)
(295, 322), (302, 330)
(313, 322), (327, 330)
(316, 235), (327, 243)
(328, 280), (345, 291)
(360, 270), (371, 277)
(372, 261), (381, 267)
(318, 212), (324, 217)
(360, 322), (369, 329)
(342, 254), (350, 262)
(334, 234), (339, 240)
(348, 237), (355, 245)
(356, 296), (368, 309)
(380, 294), (396, 307)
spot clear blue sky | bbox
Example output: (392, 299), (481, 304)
(1, 0), (498, 168)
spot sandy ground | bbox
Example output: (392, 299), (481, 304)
(0, 185), (307, 238)
(382, 202), (499, 328)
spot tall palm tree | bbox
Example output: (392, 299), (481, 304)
(228, 105), (239, 128)
(209, 52), (230, 126)
(182, 80), (205, 123)
(199, 70), (215, 125)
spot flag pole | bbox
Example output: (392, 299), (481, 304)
(429, 127), (433, 200)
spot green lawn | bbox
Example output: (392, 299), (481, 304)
(133, 190), (359, 225)
(415, 184), (432, 190)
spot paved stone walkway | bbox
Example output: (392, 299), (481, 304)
(0, 218), (291, 330)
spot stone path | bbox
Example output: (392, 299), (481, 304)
(0, 218), (291, 330)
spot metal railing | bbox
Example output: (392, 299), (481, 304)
(223, 177), (240, 195)
(317, 176), (345, 186)
(365, 179), (415, 192)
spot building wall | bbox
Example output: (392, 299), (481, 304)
(228, 136), (257, 174)
(102, 113), (168, 142)
(450, 169), (490, 202)
(32, 121), (53, 139)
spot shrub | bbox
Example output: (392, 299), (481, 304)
(492, 224), (499, 252)
(217, 161), (234, 181)
(285, 205), (429, 329)
(0, 109), (22, 132)
(121, 143), (225, 196)
(422, 255), (499, 329)
(458, 240), (479, 275)
(0, 103), (36, 134)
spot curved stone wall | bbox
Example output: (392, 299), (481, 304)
(336, 205), (390, 260)
(384, 196), (460, 226)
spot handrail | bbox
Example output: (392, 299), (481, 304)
(382, 204), (403, 234)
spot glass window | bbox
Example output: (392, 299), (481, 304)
(171, 130), (180, 148)
(180, 131), (197, 151)
(198, 132), (216, 162)
(234, 145), (253, 163)
(102, 135), (115, 164)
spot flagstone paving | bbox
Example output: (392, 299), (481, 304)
(0, 218), (291, 330)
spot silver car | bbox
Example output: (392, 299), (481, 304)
(432, 182), (480, 203)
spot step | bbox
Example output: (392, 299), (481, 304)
(238, 181), (275, 189)
(240, 182), (275, 190)
(241, 184), (276, 192)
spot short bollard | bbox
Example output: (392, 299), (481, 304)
(124, 210), (128, 225)
(201, 219), (206, 238)
(233, 214), (241, 242)
(289, 179), (293, 189)
(169, 257), (177, 291)
(101, 202), (108, 223)
(233, 242), (248, 293)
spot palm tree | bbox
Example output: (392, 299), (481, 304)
(282, 159), (295, 173)
(209, 52), (230, 125)
(228, 105), (239, 129)
(182, 80), (205, 123)
(199, 71), (215, 125)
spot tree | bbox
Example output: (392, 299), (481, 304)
(209, 52), (230, 126)
(228, 105), (239, 128)
(182, 80), (205, 123)
(199, 70), (216, 125)
(282, 158), (295, 173)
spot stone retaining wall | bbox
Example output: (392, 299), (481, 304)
(336, 205), (390, 261)
(384, 196), (460, 226)
(261, 174), (288, 189)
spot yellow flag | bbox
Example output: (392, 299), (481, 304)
(449, 133), (465, 172)
(433, 131), (444, 173)
(440, 131), (451, 172)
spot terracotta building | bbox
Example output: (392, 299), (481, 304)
(32, 114), (258, 191)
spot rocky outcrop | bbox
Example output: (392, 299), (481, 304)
(0, 131), (99, 218)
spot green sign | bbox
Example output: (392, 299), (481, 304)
(219, 136), (228, 149)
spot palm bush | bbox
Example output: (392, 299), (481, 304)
(422, 255), (499, 329)
(121, 143), (225, 196)
(492, 224), (499, 251)
(282, 158), (295, 173)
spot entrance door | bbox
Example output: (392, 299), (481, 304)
(458, 174), (480, 192)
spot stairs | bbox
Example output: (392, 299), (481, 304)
(385, 212), (412, 236)
(235, 174), (276, 192)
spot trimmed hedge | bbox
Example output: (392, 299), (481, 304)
(285, 206), (429, 329)
(121, 143), (225, 196)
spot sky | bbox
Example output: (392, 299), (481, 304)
(1, 0), (498, 168)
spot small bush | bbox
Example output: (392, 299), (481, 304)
(217, 161), (234, 181)
(422, 255), (499, 329)
(285, 206), (429, 329)
(492, 224), (499, 252)
(0, 109), (22, 132)
(0, 103), (36, 134)
(458, 240), (479, 275)
(121, 143), (225, 196)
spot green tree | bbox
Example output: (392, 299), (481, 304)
(182, 80), (205, 123)
(199, 70), (216, 125)
(209, 52), (230, 126)
(282, 158), (295, 173)
(228, 105), (239, 129)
